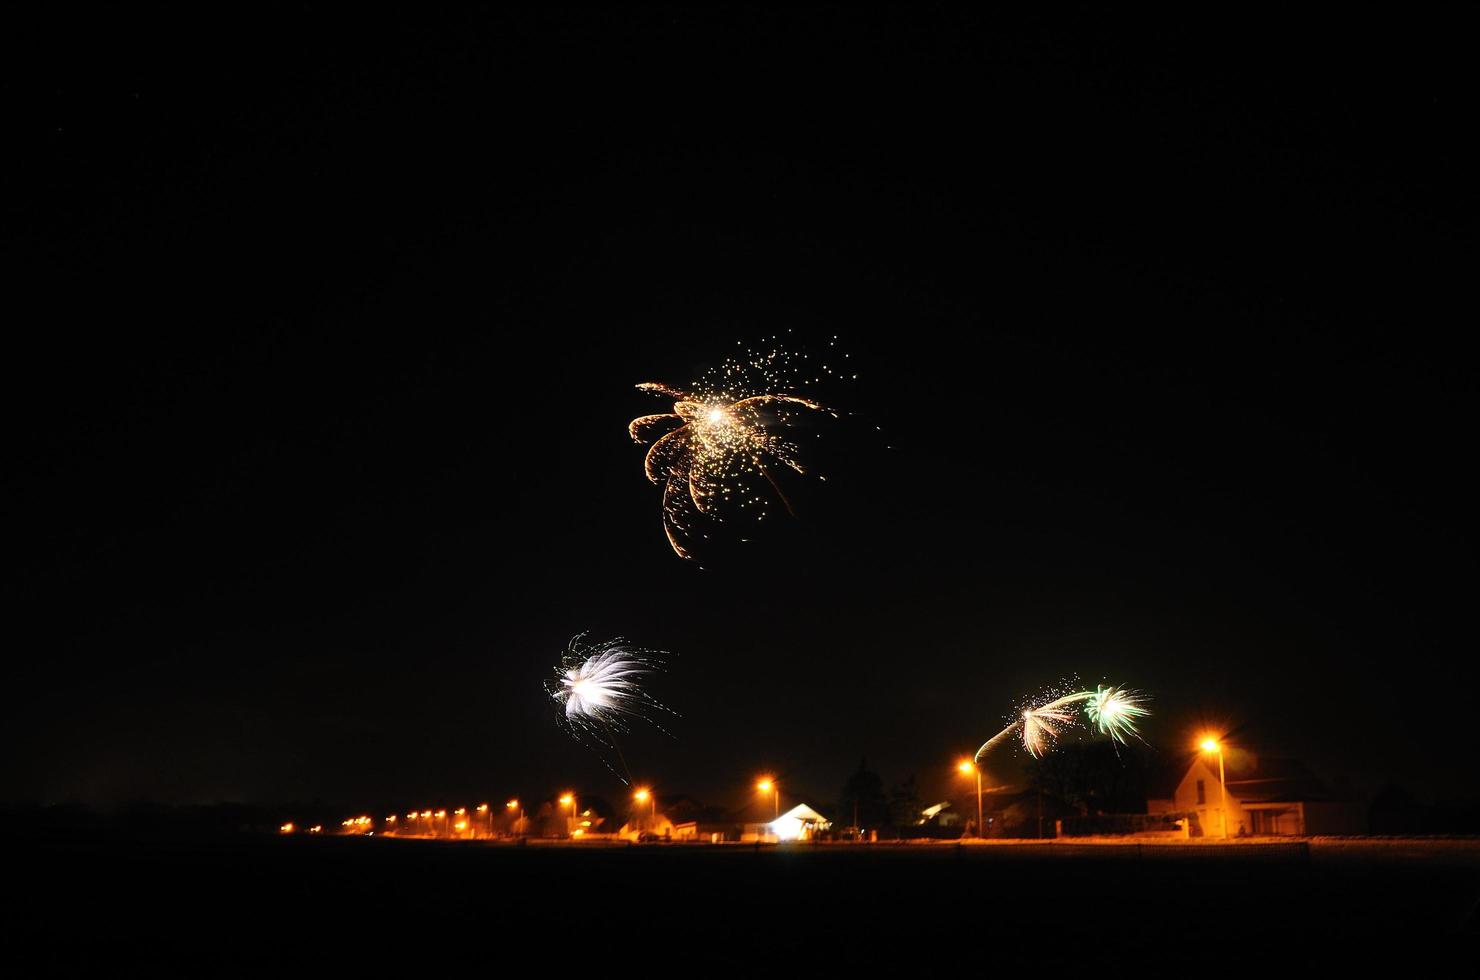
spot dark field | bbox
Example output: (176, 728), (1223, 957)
(9, 837), (1477, 973)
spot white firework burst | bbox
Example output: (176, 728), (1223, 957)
(546, 634), (675, 781)
(1084, 685), (1150, 745)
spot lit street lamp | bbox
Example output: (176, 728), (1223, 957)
(957, 759), (983, 839)
(1200, 737), (1228, 838)
(506, 799), (524, 837)
(559, 792), (576, 837)
(757, 778), (779, 840)
(633, 787), (656, 833)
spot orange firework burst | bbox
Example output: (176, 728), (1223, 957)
(628, 338), (844, 559)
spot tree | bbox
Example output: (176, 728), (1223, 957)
(888, 774), (923, 836)
(1027, 741), (1150, 814)
(837, 759), (889, 832)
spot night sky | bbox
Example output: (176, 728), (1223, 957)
(7, 9), (1473, 814)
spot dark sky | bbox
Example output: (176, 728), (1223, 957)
(6, 9), (1473, 814)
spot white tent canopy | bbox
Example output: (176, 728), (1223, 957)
(777, 804), (828, 824)
(769, 803), (831, 840)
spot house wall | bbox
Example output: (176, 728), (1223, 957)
(1243, 804), (1302, 835)
(1170, 760), (1363, 836)
(1172, 758), (1246, 837)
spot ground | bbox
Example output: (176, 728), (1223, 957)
(10, 836), (1476, 973)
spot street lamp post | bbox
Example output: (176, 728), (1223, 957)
(559, 793), (576, 837)
(757, 778), (779, 840)
(633, 788), (656, 835)
(1201, 738), (1228, 838)
(506, 799), (523, 838)
(957, 760), (983, 839)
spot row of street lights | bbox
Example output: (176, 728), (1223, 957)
(304, 803), (521, 839)
(288, 740), (1232, 842)
(290, 777), (785, 840)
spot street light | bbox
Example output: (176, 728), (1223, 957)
(506, 799), (524, 837)
(633, 787), (656, 833)
(757, 778), (779, 838)
(476, 803), (490, 838)
(559, 792), (576, 837)
(957, 759), (983, 839)
(1200, 737), (1228, 838)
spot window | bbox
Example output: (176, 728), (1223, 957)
(1196, 779), (1206, 805)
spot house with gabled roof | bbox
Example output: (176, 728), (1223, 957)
(1148, 754), (1364, 836)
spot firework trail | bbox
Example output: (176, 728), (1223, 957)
(973, 683), (1150, 767)
(546, 633), (676, 783)
(629, 335), (848, 559)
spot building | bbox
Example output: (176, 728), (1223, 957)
(767, 803), (831, 841)
(1148, 755), (1364, 836)
(737, 802), (832, 842)
(618, 813), (677, 840)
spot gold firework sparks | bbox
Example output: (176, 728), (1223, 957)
(629, 336), (845, 559)
(1019, 703), (1077, 758)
